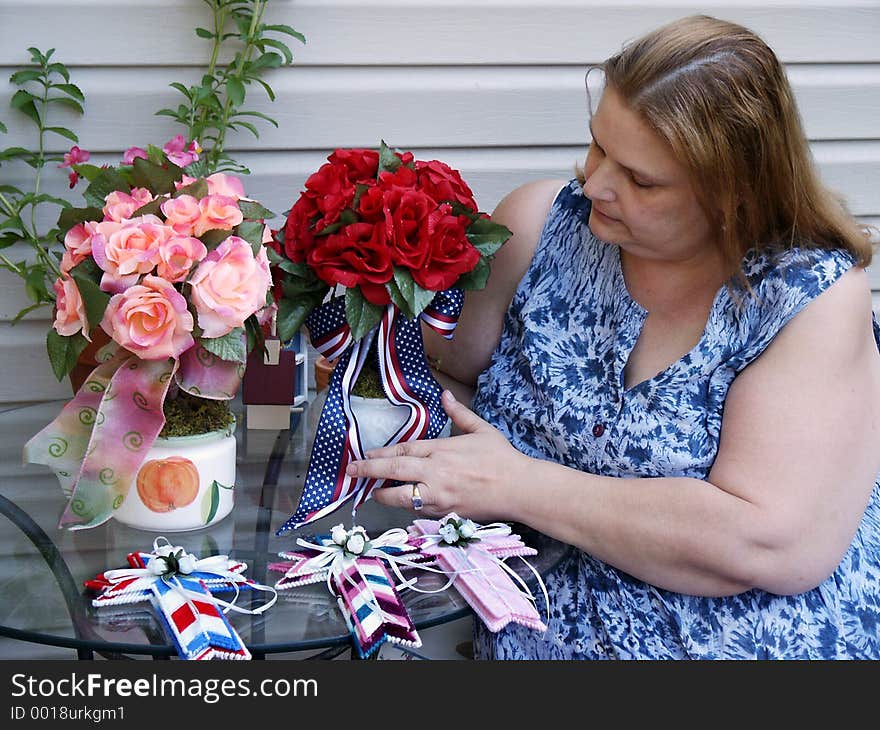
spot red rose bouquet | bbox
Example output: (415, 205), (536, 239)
(269, 141), (510, 342)
(271, 142), (511, 532)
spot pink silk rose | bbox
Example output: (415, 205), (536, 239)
(102, 187), (154, 222)
(188, 236), (272, 338)
(204, 173), (245, 200)
(91, 215), (172, 293)
(61, 220), (98, 275)
(101, 275), (194, 360)
(155, 235), (208, 283)
(160, 194), (202, 237)
(52, 276), (90, 339)
(193, 194), (244, 237)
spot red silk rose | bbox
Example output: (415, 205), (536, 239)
(271, 141), (512, 342)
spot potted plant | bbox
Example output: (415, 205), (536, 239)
(268, 141), (512, 531)
(24, 148), (276, 532)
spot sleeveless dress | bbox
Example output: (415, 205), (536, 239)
(471, 179), (880, 659)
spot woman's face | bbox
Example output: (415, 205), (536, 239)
(582, 86), (716, 264)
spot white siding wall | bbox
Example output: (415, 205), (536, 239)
(1, 0), (878, 404)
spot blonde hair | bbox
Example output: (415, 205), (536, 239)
(581, 15), (873, 277)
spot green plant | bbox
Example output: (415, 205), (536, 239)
(0, 47), (85, 322)
(157, 0), (305, 174)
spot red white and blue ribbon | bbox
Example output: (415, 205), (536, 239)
(269, 525), (436, 658)
(85, 537), (277, 660)
(277, 289), (464, 533)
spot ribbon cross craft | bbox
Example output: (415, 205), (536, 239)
(276, 289), (463, 534)
(85, 537), (276, 660)
(270, 524), (438, 658)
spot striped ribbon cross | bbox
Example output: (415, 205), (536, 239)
(85, 538), (276, 660)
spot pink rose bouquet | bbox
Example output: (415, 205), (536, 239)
(24, 141), (276, 530)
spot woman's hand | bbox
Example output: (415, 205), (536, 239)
(345, 390), (529, 521)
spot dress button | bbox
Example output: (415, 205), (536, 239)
(592, 423), (605, 437)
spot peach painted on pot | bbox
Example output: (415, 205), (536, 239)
(113, 420), (237, 532)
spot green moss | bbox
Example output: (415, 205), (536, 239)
(159, 390), (234, 438)
(350, 337), (386, 399)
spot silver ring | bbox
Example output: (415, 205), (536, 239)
(411, 483), (424, 511)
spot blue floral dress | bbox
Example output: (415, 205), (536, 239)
(471, 179), (880, 659)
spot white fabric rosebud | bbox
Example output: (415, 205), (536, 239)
(148, 557), (168, 576)
(154, 544), (175, 557)
(346, 532), (366, 555)
(331, 524), (348, 546)
(439, 523), (459, 544)
(459, 520), (477, 539)
(177, 554), (197, 574)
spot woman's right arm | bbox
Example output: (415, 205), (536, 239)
(423, 178), (568, 397)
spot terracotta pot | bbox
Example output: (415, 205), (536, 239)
(68, 328), (112, 394)
(314, 355), (338, 392)
(112, 419), (237, 532)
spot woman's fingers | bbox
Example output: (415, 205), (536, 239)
(346, 454), (427, 483)
(442, 390), (492, 433)
(372, 481), (439, 515)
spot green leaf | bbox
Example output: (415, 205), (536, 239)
(44, 126), (79, 143)
(199, 228), (233, 250)
(264, 24), (307, 44)
(130, 198), (162, 218)
(258, 37), (294, 64)
(57, 206), (102, 232)
(195, 27), (215, 40)
(201, 481), (220, 525)
(174, 178), (208, 199)
(378, 140), (401, 175)
(0, 120), (6, 134)
(9, 69), (42, 85)
(276, 291), (326, 343)
(386, 272), (415, 321)
(70, 272), (110, 331)
(231, 109), (278, 127)
(70, 163), (103, 182)
(251, 52), (283, 70)
(465, 217), (513, 256)
(345, 288), (383, 341)
(238, 200), (275, 221)
(168, 81), (193, 100)
(52, 83), (84, 102)
(46, 62), (70, 83)
(131, 156), (183, 194)
(253, 78), (276, 101)
(200, 327), (247, 363)
(227, 77), (245, 106)
(236, 220), (266, 253)
(454, 256), (490, 290)
(47, 97), (84, 115)
(83, 168), (131, 208)
(10, 90), (40, 125)
(24, 266), (49, 304)
(231, 120), (260, 139)
(46, 329), (89, 381)
(0, 146), (31, 162)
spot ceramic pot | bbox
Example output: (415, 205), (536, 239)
(351, 395), (450, 452)
(112, 419), (237, 532)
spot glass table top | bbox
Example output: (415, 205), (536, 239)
(0, 394), (570, 659)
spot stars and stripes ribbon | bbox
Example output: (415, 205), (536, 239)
(269, 525), (435, 658)
(85, 537), (277, 660)
(277, 289), (464, 533)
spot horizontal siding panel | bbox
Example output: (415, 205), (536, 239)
(1, 65), (878, 152)
(1, 1), (879, 66)
(0, 321), (73, 403)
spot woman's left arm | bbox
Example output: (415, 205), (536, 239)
(350, 267), (880, 597)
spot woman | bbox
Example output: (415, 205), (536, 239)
(346, 15), (880, 658)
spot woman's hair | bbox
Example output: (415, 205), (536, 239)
(582, 14), (874, 275)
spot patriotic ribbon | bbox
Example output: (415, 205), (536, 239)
(23, 344), (243, 530)
(85, 537), (277, 661)
(410, 515), (549, 634)
(277, 289), (464, 533)
(270, 525), (438, 658)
